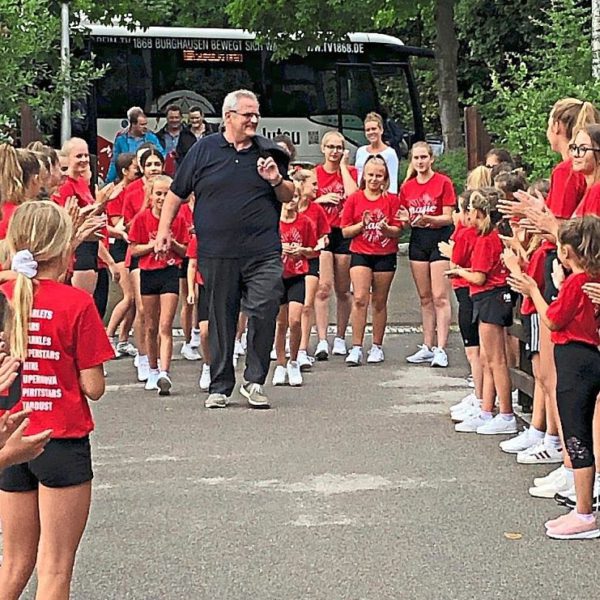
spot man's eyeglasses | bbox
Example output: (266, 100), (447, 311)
(568, 143), (600, 158)
(324, 144), (344, 151)
(229, 110), (260, 120)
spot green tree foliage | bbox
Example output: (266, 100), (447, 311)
(479, 0), (599, 178)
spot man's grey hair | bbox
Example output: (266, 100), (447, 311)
(127, 106), (145, 124)
(222, 90), (259, 121)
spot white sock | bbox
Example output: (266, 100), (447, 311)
(139, 354), (149, 365)
(149, 368), (159, 375)
(529, 426), (545, 440)
(159, 370), (168, 378)
(564, 468), (575, 486)
(544, 433), (562, 450)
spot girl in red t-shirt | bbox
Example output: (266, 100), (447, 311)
(0, 201), (114, 599)
(448, 188), (516, 436)
(398, 141), (456, 369)
(510, 216), (600, 540)
(129, 175), (189, 396)
(272, 194), (318, 387)
(313, 131), (358, 361)
(341, 156), (402, 365)
(293, 169), (331, 369)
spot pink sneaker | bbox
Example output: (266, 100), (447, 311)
(546, 511), (600, 540)
(544, 512), (572, 530)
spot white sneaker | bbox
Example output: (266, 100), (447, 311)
(297, 351), (313, 371)
(315, 339), (329, 361)
(512, 389), (519, 405)
(450, 392), (478, 414)
(134, 353), (140, 368)
(198, 364), (211, 391)
(137, 357), (150, 382)
(145, 370), (159, 391)
(467, 374), (475, 388)
(157, 372), (172, 396)
(529, 469), (572, 499)
(406, 344), (434, 364)
(455, 413), (488, 433)
(477, 414), (518, 435)
(451, 403), (482, 423)
(367, 346), (385, 363)
(285, 338), (291, 358)
(345, 346), (363, 366)
(234, 340), (245, 356)
(534, 465), (565, 488)
(332, 337), (347, 356)
(272, 365), (287, 386)
(499, 428), (535, 454)
(517, 442), (563, 465)
(287, 361), (303, 386)
(241, 331), (248, 353)
(270, 347), (277, 361)
(430, 347), (448, 368)
(181, 343), (201, 361)
(190, 329), (201, 349)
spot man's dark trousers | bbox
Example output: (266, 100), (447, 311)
(199, 252), (283, 397)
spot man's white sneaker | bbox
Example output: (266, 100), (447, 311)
(190, 329), (201, 349)
(272, 365), (287, 386)
(476, 414), (518, 435)
(499, 428), (536, 454)
(430, 347), (448, 368)
(529, 469), (572, 499)
(406, 344), (434, 364)
(234, 340), (245, 356)
(144, 370), (159, 391)
(315, 339), (329, 361)
(181, 343), (201, 361)
(287, 361), (303, 386)
(455, 413), (488, 433)
(332, 337), (347, 356)
(137, 358), (150, 382)
(205, 393), (228, 409)
(451, 403), (481, 423)
(345, 346), (363, 366)
(157, 372), (172, 396)
(198, 364), (211, 391)
(297, 351), (313, 371)
(517, 442), (563, 465)
(450, 393), (479, 414)
(534, 466), (565, 488)
(367, 346), (385, 363)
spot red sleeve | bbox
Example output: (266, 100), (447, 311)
(186, 235), (198, 258)
(546, 276), (581, 330)
(74, 300), (116, 370)
(387, 194), (402, 227)
(441, 177), (457, 208)
(316, 205), (331, 236)
(304, 218), (318, 249)
(55, 180), (75, 207)
(128, 214), (147, 244)
(348, 166), (358, 183)
(106, 192), (124, 218)
(340, 193), (358, 228)
(452, 231), (471, 268)
(173, 215), (190, 245)
(471, 235), (495, 274)
(548, 162), (586, 218)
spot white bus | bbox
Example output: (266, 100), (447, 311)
(76, 25), (432, 177)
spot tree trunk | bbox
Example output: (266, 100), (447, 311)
(434, 0), (463, 149)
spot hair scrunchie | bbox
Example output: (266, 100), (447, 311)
(11, 250), (38, 279)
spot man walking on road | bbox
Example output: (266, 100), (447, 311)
(154, 89), (294, 409)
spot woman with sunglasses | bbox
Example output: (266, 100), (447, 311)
(355, 112), (399, 194)
(313, 131), (358, 360)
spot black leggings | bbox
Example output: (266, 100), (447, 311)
(93, 268), (109, 319)
(555, 343), (600, 469)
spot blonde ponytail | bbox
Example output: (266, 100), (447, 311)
(10, 274), (33, 361)
(0, 144), (25, 205)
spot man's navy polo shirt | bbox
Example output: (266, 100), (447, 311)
(171, 133), (288, 259)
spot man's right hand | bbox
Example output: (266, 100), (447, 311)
(154, 231), (172, 255)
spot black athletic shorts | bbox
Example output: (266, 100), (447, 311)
(472, 286), (514, 328)
(326, 227), (351, 255)
(198, 284), (209, 322)
(281, 275), (306, 305)
(350, 252), (397, 273)
(409, 225), (453, 263)
(140, 265), (180, 296)
(307, 257), (320, 278)
(109, 238), (128, 263)
(0, 436), (93, 492)
(74, 241), (99, 272)
(179, 257), (189, 279)
(455, 286), (479, 347)
(543, 249), (559, 303)
(129, 255), (140, 271)
(522, 313), (541, 358)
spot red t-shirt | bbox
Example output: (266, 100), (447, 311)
(0, 202), (19, 240)
(128, 208), (189, 270)
(56, 176), (94, 208)
(574, 182), (600, 217)
(122, 179), (146, 226)
(450, 223), (478, 290)
(340, 191), (400, 255)
(280, 214), (318, 278)
(186, 235), (204, 285)
(399, 172), (456, 223)
(315, 164), (358, 228)
(300, 201), (330, 243)
(106, 189), (125, 220)
(547, 272), (600, 346)
(0, 279), (114, 438)
(469, 229), (509, 295)
(547, 159), (587, 219)
(521, 245), (547, 315)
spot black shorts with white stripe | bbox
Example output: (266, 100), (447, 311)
(522, 313), (540, 359)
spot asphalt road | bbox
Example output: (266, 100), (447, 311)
(7, 331), (600, 600)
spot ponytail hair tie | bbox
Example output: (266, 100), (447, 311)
(11, 249), (38, 279)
